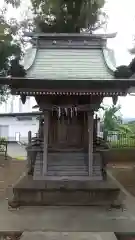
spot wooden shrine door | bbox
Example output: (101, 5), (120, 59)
(48, 113), (88, 151)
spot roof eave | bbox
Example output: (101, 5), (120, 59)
(1, 77), (135, 82)
(23, 32), (117, 39)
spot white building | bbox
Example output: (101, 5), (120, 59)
(0, 95), (39, 142)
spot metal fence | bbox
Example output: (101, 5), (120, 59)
(107, 133), (135, 148)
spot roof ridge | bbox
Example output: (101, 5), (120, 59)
(24, 32), (117, 39)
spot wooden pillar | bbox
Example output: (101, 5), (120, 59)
(28, 131), (32, 143)
(43, 111), (49, 175)
(93, 115), (97, 142)
(97, 118), (100, 137)
(88, 111), (94, 176)
(27, 131), (32, 172)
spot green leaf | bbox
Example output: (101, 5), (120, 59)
(31, 0), (106, 33)
(4, 0), (21, 8)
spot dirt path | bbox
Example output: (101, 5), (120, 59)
(0, 156), (26, 200)
(108, 163), (135, 197)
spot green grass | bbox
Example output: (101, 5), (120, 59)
(15, 156), (26, 161)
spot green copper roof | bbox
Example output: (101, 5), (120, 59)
(22, 48), (116, 80)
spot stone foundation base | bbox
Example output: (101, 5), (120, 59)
(9, 175), (121, 207)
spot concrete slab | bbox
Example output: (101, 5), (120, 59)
(1, 199), (135, 232)
(0, 166), (135, 232)
(21, 232), (117, 240)
(14, 175), (119, 190)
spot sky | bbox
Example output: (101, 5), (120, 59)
(0, 0), (135, 118)
(102, 0), (135, 118)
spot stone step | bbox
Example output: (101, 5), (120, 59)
(48, 160), (88, 165)
(48, 165), (88, 170)
(12, 177), (121, 207)
(34, 151), (102, 179)
(35, 170), (101, 176)
(47, 171), (88, 176)
(48, 155), (88, 161)
(49, 153), (88, 156)
(20, 232), (118, 240)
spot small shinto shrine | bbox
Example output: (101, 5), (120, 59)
(6, 33), (135, 206)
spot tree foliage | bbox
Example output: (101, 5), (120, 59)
(114, 65), (132, 79)
(4, 0), (107, 33)
(4, 0), (21, 8)
(102, 105), (122, 140)
(0, 8), (23, 74)
(30, 0), (106, 33)
(0, 5), (26, 102)
(0, 24), (20, 75)
(101, 105), (135, 141)
(114, 58), (135, 79)
(8, 58), (26, 77)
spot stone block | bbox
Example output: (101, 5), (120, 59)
(21, 232), (117, 240)
(18, 190), (42, 204)
(42, 191), (90, 205)
(9, 175), (121, 207)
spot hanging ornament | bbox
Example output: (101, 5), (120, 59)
(112, 96), (118, 105)
(68, 108), (70, 124)
(75, 106), (77, 116)
(58, 106), (61, 118)
(70, 107), (73, 118)
(65, 107), (68, 116)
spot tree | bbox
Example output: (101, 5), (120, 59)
(30, 0), (106, 33)
(0, 6), (26, 102)
(114, 65), (132, 79)
(102, 105), (122, 141)
(0, 18), (21, 75)
(4, 0), (21, 8)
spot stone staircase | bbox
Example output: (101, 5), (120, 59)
(12, 151), (121, 207)
(47, 153), (89, 176)
(34, 151), (102, 180)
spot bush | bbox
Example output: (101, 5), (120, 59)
(0, 137), (7, 152)
(0, 137), (7, 143)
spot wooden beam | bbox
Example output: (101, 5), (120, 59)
(23, 32), (117, 39)
(39, 103), (98, 112)
(42, 111), (49, 175)
(88, 111), (94, 176)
